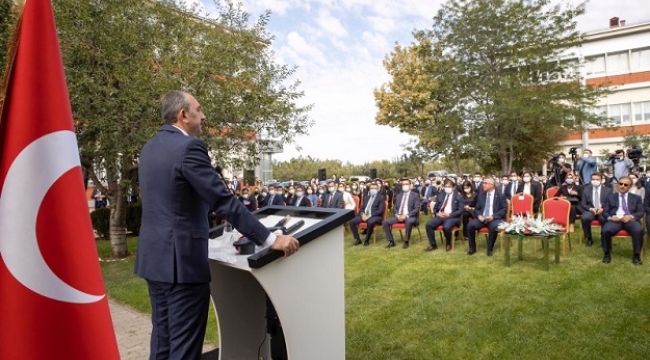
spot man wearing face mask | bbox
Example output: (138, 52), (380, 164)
(291, 185), (311, 207)
(466, 177), (508, 256)
(239, 188), (257, 211)
(580, 173), (611, 247)
(383, 179), (421, 249)
(499, 175), (509, 194)
(601, 176), (644, 265)
(425, 179), (463, 252)
(603, 149), (634, 193)
(505, 172), (520, 200)
(260, 185), (284, 207)
(472, 172), (485, 194)
(420, 179), (438, 215)
(575, 149), (597, 185)
(548, 153), (572, 187)
(322, 180), (343, 209)
(350, 183), (386, 246)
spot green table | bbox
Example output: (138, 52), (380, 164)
(504, 233), (561, 271)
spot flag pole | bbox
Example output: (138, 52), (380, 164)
(0, 0), (26, 122)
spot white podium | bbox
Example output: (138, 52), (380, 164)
(208, 206), (354, 360)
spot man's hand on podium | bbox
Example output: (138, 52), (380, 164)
(271, 235), (300, 257)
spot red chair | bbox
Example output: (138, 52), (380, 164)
(545, 186), (560, 199)
(433, 223), (464, 250)
(579, 220), (602, 244)
(511, 192), (534, 217)
(358, 201), (388, 244)
(391, 221), (423, 244)
(475, 200), (511, 252)
(540, 197), (572, 256)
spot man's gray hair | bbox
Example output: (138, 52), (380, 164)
(161, 90), (190, 125)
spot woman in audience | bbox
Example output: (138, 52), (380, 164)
(558, 172), (582, 232)
(629, 173), (645, 199)
(317, 185), (327, 207)
(460, 180), (477, 239)
(307, 185), (319, 208)
(339, 183), (356, 211)
(518, 171), (542, 214)
(284, 185), (295, 206)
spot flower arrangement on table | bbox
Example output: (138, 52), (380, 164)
(497, 214), (562, 236)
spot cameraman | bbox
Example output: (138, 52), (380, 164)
(547, 153), (572, 187)
(603, 149), (633, 193)
(575, 149), (597, 185)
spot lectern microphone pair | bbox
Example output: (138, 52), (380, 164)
(233, 215), (305, 255)
(208, 206), (353, 360)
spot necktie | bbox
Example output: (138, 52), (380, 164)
(328, 194), (333, 207)
(400, 193), (409, 215)
(269, 195), (274, 205)
(511, 182), (517, 197)
(440, 194), (449, 212)
(594, 188), (600, 208)
(621, 194), (630, 215)
(483, 193), (492, 217)
(365, 196), (375, 215)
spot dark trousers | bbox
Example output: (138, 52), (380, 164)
(146, 280), (211, 360)
(601, 220), (644, 255)
(350, 214), (383, 242)
(421, 200), (430, 215)
(467, 218), (504, 252)
(383, 216), (418, 243)
(580, 211), (605, 240)
(425, 216), (461, 246)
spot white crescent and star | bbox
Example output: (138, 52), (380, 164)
(0, 130), (104, 304)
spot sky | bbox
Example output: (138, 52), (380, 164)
(196, 0), (650, 165)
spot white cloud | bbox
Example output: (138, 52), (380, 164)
(367, 16), (397, 34)
(316, 11), (349, 37)
(280, 31), (327, 67)
(361, 31), (389, 53)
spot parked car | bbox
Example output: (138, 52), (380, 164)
(349, 175), (371, 182)
(427, 170), (448, 178)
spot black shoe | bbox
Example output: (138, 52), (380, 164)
(467, 250), (476, 255)
(386, 241), (396, 248)
(586, 238), (593, 247)
(633, 255), (642, 265)
(363, 240), (370, 246)
(402, 242), (409, 249)
(602, 253), (611, 264)
(424, 245), (438, 252)
(445, 245), (452, 252)
(487, 250), (493, 257)
(354, 239), (362, 246)
(361, 229), (367, 235)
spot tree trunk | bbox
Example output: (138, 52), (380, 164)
(106, 164), (129, 258)
(453, 153), (463, 175)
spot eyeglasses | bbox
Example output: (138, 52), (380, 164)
(619, 183), (631, 187)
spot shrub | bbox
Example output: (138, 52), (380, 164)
(90, 207), (110, 239)
(126, 202), (142, 235)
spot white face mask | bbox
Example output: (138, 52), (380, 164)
(591, 180), (601, 187)
(566, 179), (574, 185)
(269, 190), (276, 196)
(337, 188), (344, 193)
(307, 190), (313, 194)
(464, 188), (471, 193)
(402, 185), (410, 192)
(345, 188), (351, 192)
(510, 176), (517, 181)
(243, 194), (249, 199)
(582, 153), (589, 159)
(558, 158), (565, 163)
(501, 180), (509, 185)
(473, 177), (481, 182)
(523, 177), (531, 183)
(289, 189), (295, 195)
(444, 187), (453, 194)
(318, 189), (325, 194)
(328, 187), (336, 193)
(632, 179), (638, 184)
(352, 185), (358, 189)
(262, 192), (268, 197)
(296, 191), (304, 197)
(369, 189), (378, 196)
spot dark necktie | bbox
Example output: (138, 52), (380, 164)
(440, 194), (449, 212)
(328, 194), (333, 207)
(621, 194), (630, 215)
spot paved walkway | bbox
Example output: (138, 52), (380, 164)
(109, 300), (216, 359)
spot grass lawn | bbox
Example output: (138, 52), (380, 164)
(98, 222), (650, 359)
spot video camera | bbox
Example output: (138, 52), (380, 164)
(568, 147), (578, 156)
(627, 145), (646, 161)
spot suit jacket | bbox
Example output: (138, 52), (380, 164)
(393, 190), (421, 219)
(516, 181), (542, 212)
(421, 185), (438, 201)
(505, 181), (520, 200)
(473, 190), (508, 220)
(232, 179), (242, 191)
(136, 125), (271, 284)
(291, 196), (311, 207)
(261, 193), (284, 207)
(580, 185), (612, 213)
(323, 192), (344, 209)
(603, 192), (644, 221)
(432, 191), (463, 218)
(358, 193), (385, 217)
(558, 184), (583, 203)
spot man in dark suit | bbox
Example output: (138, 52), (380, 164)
(231, 176), (242, 192)
(239, 187), (257, 211)
(322, 180), (343, 208)
(350, 183), (385, 246)
(581, 172), (611, 247)
(466, 177), (508, 256)
(425, 179), (463, 252)
(261, 185), (284, 207)
(420, 179), (438, 215)
(382, 179), (421, 249)
(505, 172), (520, 200)
(601, 176), (644, 265)
(136, 91), (299, 359)
(291, 185), (311, 207)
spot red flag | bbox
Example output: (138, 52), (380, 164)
(0, 0), (120, 358)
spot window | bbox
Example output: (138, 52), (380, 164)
(609, 103), (631, 124)
(634, 101), (650, 122)
(631, 48), (650, 71)
(593, 105), (608, 126)
(585, 55), (605, 75)
(606, 52), (629, 73)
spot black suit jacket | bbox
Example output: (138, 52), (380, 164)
(261, 193), (284, 207)
(433, 191), (463, 218)
(516, 181), (542, 212)
(505, 181), (520, 200)
(291, 196), (311, 207)
(580, 185), (612, 213)
(136, 125), (271, 284)
(473, 191), (508, 220)
(393, 190), (421, 219)
(239, 196), (257, 211)
(603, 192), (644, 221)
(323, 192), (344, 209)
(358, 193), (386, 217)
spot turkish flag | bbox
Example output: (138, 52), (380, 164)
(0, 0), (119, 359)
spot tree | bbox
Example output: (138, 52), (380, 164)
(53, 0), (311, 258)
(377, 0), (610, 175)
(0, 0), (17, 83)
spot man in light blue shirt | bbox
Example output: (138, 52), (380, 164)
(603, 149), (633, 193)
(575, 149), (597, 185)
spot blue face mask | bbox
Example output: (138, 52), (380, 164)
(566, 179), (574, 185)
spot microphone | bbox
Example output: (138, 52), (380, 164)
(284, 220), (305, 235)
(273, 215), (291, 228)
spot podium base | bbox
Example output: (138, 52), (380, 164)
(201, 348), (219, 359)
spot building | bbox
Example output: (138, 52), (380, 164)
(560, 17), (650, 169)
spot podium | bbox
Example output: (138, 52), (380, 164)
(208, 206), (354, 360)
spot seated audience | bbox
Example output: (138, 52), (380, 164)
(350, 183), (386, 246)
(517, 171), (542, 214)
(580, 172), (610, 247)
(601, 176), (644, 265)
(382, 179), (421, 249)
(466, 177), (508, 256)
(425, 179), (463, 252)
(558, 172), (582, 231)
